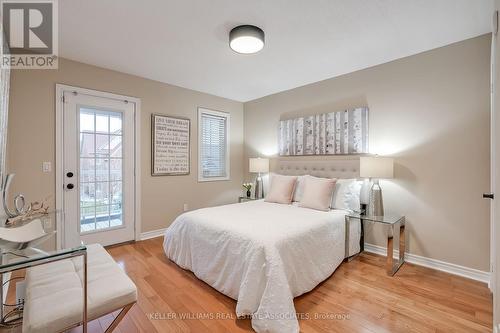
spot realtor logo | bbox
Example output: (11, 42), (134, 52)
(1, 0), (58, 69)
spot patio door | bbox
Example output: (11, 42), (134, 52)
(59, 87), (136, 247)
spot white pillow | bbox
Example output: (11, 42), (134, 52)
(265, 174), (298, 204)
(292, 175), (309, 202)
(299, 176), (337, 211)
(331, 179), (362, 211)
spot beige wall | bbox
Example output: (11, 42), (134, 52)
(244, 34), (491, 271)
(6, 58), (244, 233)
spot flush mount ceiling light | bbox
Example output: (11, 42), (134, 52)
(229, 25), (265, 54)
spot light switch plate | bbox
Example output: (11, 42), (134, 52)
(42, 161), (51, 172)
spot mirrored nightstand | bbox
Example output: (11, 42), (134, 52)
(238, 196), (257, 203)
(345, 213), (406, 276)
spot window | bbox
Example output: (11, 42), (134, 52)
(198, 108), (230, 181)
(79, 108), (123, 233)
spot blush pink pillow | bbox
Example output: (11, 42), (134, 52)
(265, 175), (298, 204)
(299, 176), (337, 211)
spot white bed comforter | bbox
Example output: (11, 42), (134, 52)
(163, 200), (360, 333)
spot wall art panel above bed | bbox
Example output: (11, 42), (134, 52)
(279, 107), (369, 156)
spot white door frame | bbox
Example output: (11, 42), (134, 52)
(55, 84), (141, 249)
(491, 7), (499, 331)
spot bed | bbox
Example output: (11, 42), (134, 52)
(163, 158), (362, 333)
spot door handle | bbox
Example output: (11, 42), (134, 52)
(66, 183), (74, 190)
(483, 193), (494, 199)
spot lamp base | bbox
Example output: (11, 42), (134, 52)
(360, 203), (367, 215)
(367, 179), (384, 216)
(255, 174), (264, 199)
(360, 179), (370, 206)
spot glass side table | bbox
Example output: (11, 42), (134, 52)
(0, 212), (88, 332)
(238, 196), (257, 203)
(345, 213), (406, 276)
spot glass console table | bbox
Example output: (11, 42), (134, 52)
(0, 212), (88, 332)
(345, 213), (406, 276)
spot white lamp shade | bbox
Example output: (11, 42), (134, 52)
(249, 158), (269, 173)
(360, 156), (394, 179)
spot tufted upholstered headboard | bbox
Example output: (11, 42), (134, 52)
(272, 156), (360, 179)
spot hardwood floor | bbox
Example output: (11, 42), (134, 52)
(89, 237), (491, 333)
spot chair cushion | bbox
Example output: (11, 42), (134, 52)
(22, 244), (137, 333)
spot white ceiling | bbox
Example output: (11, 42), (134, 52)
(59, 0), (493, 102)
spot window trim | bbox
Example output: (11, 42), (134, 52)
(198, 107), (230, 182)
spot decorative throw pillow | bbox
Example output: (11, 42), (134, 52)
(299, 176), (337, 211)
(265, 174), (298, 204)
(331, 178), (362, 211)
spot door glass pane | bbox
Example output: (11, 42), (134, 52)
(80, 182), (95, 207)
(110, 114), (122, 134)
(96, 114), (109, 133)
(80, 111), (94, 132)
(110, 204), (122, 227)
(109, 135), (122, 158)
(110, 159), (122, 181)
(81, 206), (95, 232)
(80, 133), (95, 157)
(95, 158), (109, 182)
(110, 181), (122, 205)
(79, 107), (123, 233)
(80, 158), (95, 183)
(95, 205), (109, 217)
(95, 181), (110, 206)
(95, 134), (110, 157)
(96, 206), (110, 230)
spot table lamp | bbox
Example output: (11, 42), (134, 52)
(360, 156), (394, 216)
(249, 158), (269, 199)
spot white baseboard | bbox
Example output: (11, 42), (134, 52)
(139, 228), (166, 241)
(364, 243), (490, 284)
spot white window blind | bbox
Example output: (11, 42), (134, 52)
(198, 109), (230, 181)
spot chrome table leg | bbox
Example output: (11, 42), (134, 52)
(344, 215), (350, 262)
(386, 218), (405, 276)
(83, 251), (88, 333)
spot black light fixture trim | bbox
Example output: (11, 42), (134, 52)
(229, 25), (265, 54)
